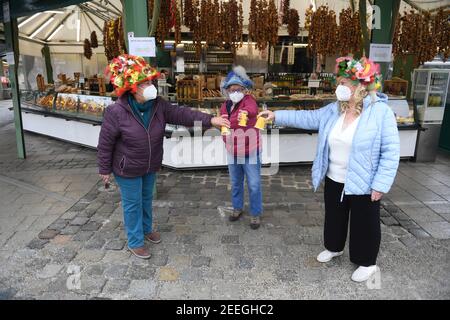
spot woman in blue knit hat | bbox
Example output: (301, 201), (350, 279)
(220, 66), (263, 229)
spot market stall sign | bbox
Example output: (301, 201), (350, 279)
(369, 43), (393, 63)
(128, 33), (156, 57)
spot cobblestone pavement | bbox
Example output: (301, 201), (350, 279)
(0, 100), (449, 299)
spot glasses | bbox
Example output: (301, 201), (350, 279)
(227, 88), (245, 94)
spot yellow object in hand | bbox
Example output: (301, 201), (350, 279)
(254, 116), (266, 130)
(238, 111), (248, 127)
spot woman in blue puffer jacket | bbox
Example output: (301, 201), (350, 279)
(259, 57), (400, 282)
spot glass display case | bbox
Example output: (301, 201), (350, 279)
(17, 89), (420, 165)
(170, 96), (418, 132)
(20, 89), (115, 123)
(411, 69), (450, 123)
(411, 69), (450, 162)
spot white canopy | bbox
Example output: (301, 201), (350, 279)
(17, 0), (122, 44)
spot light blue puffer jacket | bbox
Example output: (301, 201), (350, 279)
(274, 93), (400, 195)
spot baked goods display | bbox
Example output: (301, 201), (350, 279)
(79, 99), (106, 116)
(289, 93), (315, 100)
(33, 92), (112, 118)
(202, 89), (222, 98)
(55, 94), (78, 112)
(36, 95), (55, 110)
(79, 95), (111, 116)
(396, 116), (415, 124)
(314, 93), (336, 100)
(56, 84), (78, 93)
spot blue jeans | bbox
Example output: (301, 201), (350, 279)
(114, 173), (155, 249)
(227, 152), (262, 216)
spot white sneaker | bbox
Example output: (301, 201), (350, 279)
(351, 265), (379, 282)
(316, 250), (343, 263)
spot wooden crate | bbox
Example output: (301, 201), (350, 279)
(176, 79), (203, 101)
(206, 77), (216, 90)
(383, 77), (408, 97)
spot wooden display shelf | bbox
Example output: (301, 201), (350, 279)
(176, 79), (203, 102)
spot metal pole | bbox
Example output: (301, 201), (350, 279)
(359, 0), (370, 57)
(371, 0), (401, 84)
(0, 57), (4, 100)
(148, 0), (161, 37)
(3, 0), (26, 159)
(41, 44), (54, 84)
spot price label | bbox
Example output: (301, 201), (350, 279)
(308, 80), (321, 88)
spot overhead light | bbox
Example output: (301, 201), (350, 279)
(45, 10), (64, 14)
(18, 13), (41, 28)
(29, 17), (55, 39)
(76, 11), (81, 42)
(46, 24), (64, 41)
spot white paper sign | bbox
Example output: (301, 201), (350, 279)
(308, 80), (321, 88)
(176, 57), (185, 73)
(128, 36), (156, 57)
(369, 43), (392, 62)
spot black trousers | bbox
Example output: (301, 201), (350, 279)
(324, 176), (381, 267)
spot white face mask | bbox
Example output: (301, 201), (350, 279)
(335, 84), (352, 102)
(229, 91), (244, 104)
(142, 84), (158, 101)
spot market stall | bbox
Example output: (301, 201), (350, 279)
(12, 0), (449, 168)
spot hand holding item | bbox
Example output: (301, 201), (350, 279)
(99, 174), (110, 185)
(211, 116), (230, 129)
(257, 110), (275, 122)
(371, 190), (383, 202)
(254, 115), (267, 130)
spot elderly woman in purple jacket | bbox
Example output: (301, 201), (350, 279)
(98, 55), (229, 259)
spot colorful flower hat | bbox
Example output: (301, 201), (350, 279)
(106, 54), (160, 96)
(335, 56), (382, 91)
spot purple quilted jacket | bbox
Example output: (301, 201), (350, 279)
(97, 93), (213, 177)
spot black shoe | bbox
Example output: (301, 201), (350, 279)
(250, 216), (261, 229)
(229, 209), (243, 222)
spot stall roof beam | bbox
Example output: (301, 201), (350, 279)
(83, 11), (104, 34)
(44, 11), (73, 41)
(104, 0), (122, 17)
(91, 0), (122, 17)
(81, 2), (118, 20)
(428, 4), (450, 13)
(77, 3), (111, 21)
(402, 0), (427, 13)
(26, 13), (57, 39)
(18, 35), (46, 45)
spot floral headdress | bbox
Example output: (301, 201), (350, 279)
(106, 54), (160, 96)
(335, 56), (382, 91)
